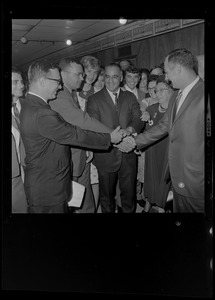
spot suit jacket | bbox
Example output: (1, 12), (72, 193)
(121, 85), (146, 105)
(135, 79), (204, 199)
(50, 87), (112, 177)
(87, 87), (144, 172)
(12, 111), (26, 178)
(20, 93), (111, 206)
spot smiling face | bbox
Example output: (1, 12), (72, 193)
(139, 72), (148, 90)
(12, 72), (24, 101)
(104, 65), (122, 93)
(84, 67), (99, 84)
(148, 80), (157, 100)
(156, 82), (173, 106)
(124, 71), (139, 90)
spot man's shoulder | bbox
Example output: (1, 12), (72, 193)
(88, 88), (106, 101)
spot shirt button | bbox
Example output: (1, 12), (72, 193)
(178, 182), (185, 188)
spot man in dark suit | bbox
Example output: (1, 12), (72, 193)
(12, 67), (28, 213)
(19, 60), (124, 213)
(50, 58), (113, 213)
(134, 48), (204, 213)
(87, 63), (144, 213)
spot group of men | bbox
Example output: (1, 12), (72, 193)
(11, 48), (204, 214)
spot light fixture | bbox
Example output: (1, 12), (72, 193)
(21, 37), (28, 44)
(119, 18), (127, 25)
(16, 38), (72, 46)
(66, 39), (72, 46)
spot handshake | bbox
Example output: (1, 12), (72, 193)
(110, 126), (136, 153)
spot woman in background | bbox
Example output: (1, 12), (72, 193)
(142, 75), (174, 212)
(77, 56), (102, 212)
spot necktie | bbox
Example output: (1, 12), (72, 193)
(72, 90), (81, 109)
(113, 92), (119, 111)
(12, 102), (20, 127)
(172, 91), (182, 122)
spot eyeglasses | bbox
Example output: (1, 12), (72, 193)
(148, 87), (156, 92)
(46, 77), (62, 85)
(156, 88), (169, 94)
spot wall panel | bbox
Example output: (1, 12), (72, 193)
(88, 23), (204, 70)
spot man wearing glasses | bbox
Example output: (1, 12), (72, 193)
(20, 60), (124, 213)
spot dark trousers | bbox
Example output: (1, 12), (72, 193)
(12, 176), (28, 213)
(172, 186), (204, 213)
(98, 156), (137, 213)
(29, 201), (68, 213)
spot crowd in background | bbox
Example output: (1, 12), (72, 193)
(11, 48), (205, 214)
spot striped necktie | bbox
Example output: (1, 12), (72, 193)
(113, 92), (119, 111)
(172, 91), (182, 122)
(12, 102), (20, 127)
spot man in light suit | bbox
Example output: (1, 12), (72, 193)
(134, 48), (204, 213)
(12, 67), (28, 213)
(20, 60), (124, 213)
(87, 63), (144, 213)
(50, 58), (114, 213)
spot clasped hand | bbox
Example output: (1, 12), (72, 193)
(111, 128), (136, 153)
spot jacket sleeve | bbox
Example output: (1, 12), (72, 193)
(36, 108), (111, 150)
(50, 93), (112, 134)
(134, 111), (169, 149)
(129, 95), (145, 134)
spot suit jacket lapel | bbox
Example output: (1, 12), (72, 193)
(104, 88), (117, 111)
(174, 79), (203, 123)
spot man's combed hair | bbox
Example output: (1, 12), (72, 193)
(59, 57), (80, 71)
(124, 65), (140, 75)
(28, 60), (58, 83)
(167, 48), (196, 71)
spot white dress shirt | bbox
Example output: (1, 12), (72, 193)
(106, 88), (120, 105)
(124, 84), (138, 100)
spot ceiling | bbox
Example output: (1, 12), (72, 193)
(12, 19), (137, 69)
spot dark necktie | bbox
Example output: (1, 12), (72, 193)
(172, 91), (182, 122)
(72, 90), (81, 108)
(12, 102), (20, 127)
(113, 92), (119, 111)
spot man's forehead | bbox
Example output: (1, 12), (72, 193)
(126, 72), (139, 76)
(105, 66), (121, 74)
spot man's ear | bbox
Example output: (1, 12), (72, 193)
(120, 71), (123, 82)
(175, 63), (182, 75)
(39, 77), (46, 87)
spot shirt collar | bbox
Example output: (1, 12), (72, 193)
(180, 76), (200, 97)
(106, 87), (120, 99)
(124, 84), (138, 98)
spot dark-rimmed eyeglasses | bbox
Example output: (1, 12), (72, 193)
(148, 87), (156, 92)
(46, 77), (62, 85)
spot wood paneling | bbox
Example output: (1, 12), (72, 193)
(88, 23), (204, 70)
